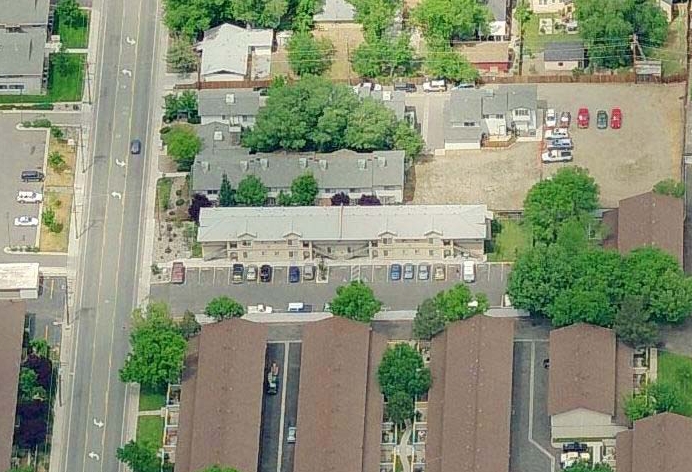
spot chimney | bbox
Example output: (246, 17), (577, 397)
(299, 157), (308, 168)
(225, 93), (235, 104)
(358, 159), (367, 170)
(377, 155), (386, 167)
(213, 131), (223, 141)
(240, 160), (248, 171)
(382, 91), (392, 101)
(201, 161), (210, 172)
(319, 159), (328, 170)
(260, 158), (268, 169)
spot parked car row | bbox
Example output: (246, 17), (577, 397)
(229, 263), (315, 283)
(389, 261), (476, 283)
(543, 109), (575, 164)
(577, 107), (622, 129)
(15, 171), (46, 227)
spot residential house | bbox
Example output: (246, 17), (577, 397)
(191, 123), (406, 203)
(195, 23), (273, 82)
(175, 319), (268, 472)
(602, 191), (684, 266)
(313, 0), (356, 23)
(548, 323), (635, 444)
(0, 301), (26, 472)
(294, 317), (386, 472)
(485, 0), (510, 41)
(544, 41), (585, 72)
(0, 0), (51, 94)
(197, 88), (262, 127)
(427, 316), (515, 472)
(354, 83), (416, 125)
(196, 204), (493, 263)
(443, 85), (538, 151)
(530, 0), (573, 14)
(455, 42), (511, 74)
(616, 413), (692, 472)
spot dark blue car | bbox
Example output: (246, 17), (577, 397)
(390, 264), (402, 281)
(289, 266), (300, 283)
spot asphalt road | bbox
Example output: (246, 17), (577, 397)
(259, 343), (285, 472)
(61, 0), (159, 470)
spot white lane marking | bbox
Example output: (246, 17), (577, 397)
(276, 342), (291, 472)
(528, 342), (557, 472)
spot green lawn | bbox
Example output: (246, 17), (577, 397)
(137, 416), (164, 447)
(657, 351), (692, 416)
(488, 219), (532, 262)
(55, 11), (90, 49)
(523, 14), (583, 55)
(0, 53), (85, 104)
(139, 389), (166, 412)
(647, 9), (687, 77)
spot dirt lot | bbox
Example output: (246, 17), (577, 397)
(313, 23), (364, 82)
(412, 83), (684, 209)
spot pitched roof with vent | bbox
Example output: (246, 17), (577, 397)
(313, 0), (356, 22)
(544, 41), (585, 62)
(197, 205), (492, 243)
(616, 413), (692, 472)
(0, 301), (26, 472)
(426, 316), (515, 472)
(294, 317), (387, 472)
(354, 85), (406, 119)
(175, 319), (268, 472)
(617, 191), (684, 265)
(198, 88), (261, 118)
(196, 23), (273, 78)
(0, 27), (46, 77)
(0, 0), (49, 25)
(548, 323), (633, 418)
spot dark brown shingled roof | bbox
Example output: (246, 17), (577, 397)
(426, 316), (515, 472)
(175, 319), (268, 472)
(0, 301), (25, 472)
(617, 192), (684, 265)
(616, 413), (692, 472)
(294, 317), (386, 472)
(602, 209), (619, 250)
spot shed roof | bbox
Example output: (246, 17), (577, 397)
(616, 413), (692, 472)
(0, 301), (26, 472)
(175, 319), (268, 472)
(197, 23), (273, 77)
(544, 41), (585, 62)
(197, 205), (492, 242)
(198, 88), (261, 118)
(426, 316), (515, 472)
(294, 317), (386, 472)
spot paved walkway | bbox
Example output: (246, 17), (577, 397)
(138, 410), (163, 417)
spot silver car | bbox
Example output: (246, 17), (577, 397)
(303, 264), (315, 281)
(246, 265), (258, 281)
(418, 264), (430, 280)
(287, 426), (297, 443)
(403, 263), (415, 280)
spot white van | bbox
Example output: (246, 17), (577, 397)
(423, 79), (446, 92)
(462, 260), (476, 283)
(287, 302), (305, 312)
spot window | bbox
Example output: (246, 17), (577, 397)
(383, 238), (392, 245)
(302, 241), (309, 248)
(463, 121), (477, 127)
(514, 109), (530, 117)
(428, 238), (434, 244)
(230, 242), (237, 248)
(429, 250), (435, 256)
(372, 250), (378, 258)
(8, 84), (24, 90)
(208, 190), (218, 195)
(241, 241), (251, 247)
(287, 240), (294, 246)
(371, 241), (378, 248)
(383, 250), (389, 257)
(558, 61), (564, 66)
(384, 185), (398, 190)
(242, 252), (248, 258)
(289, 251), (294, 258)
(274, 251), (280, 256)
(0, 85), (7, 89)
(221, 115), (227, 120)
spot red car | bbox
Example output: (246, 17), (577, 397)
(577, 108), (590, 128)
(610, 107), (622, 129)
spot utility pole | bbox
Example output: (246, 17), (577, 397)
(85, 58), (92, 104)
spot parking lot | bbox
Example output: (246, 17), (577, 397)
(411, 84), (684, 209)
(0, 114), (48, 253)
(510, 339), (559, 472)
(258, 342), (301, 472)
(149, 262), (511, 315)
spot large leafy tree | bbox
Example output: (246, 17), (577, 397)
(205, 296), (245, 320)
(178, 310), (202, 339)
(166, 36), (198, 73)
(116, 440), (160, 472)
(119, 303), (187, 390)
(162, 0), (233, 38)
(291, 173), (319, 205)
(625, 381), (692, 421)
(330, 281), (382, 322)
(235, 175), (268, 206)
(613, 296), (659, 348)
(231, 0), (287, 28)
(345, 99), (398, 151)
(378, 343), (431, 399)
(18, 368), (46, 402)
(424, 47), (479, 84)
(564, 462), (613, 472)
(414, 285), (488, 339)
(188, 193), (212, 224)
(622, 248), (692, 324)
(385, 390), (415, 424)
(287, 32), (334, 76)
(163, 123), (201, 171)
(56, 0), (85, 27)
(412, 0), (490, 43)
(352, 36), (416, 78)
(653, 178), (685, 198)
(394, 121), (425, 161)
(523, 167), (599, 245)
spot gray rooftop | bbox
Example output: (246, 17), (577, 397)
(447, 89), (484, 124)
(192, 123), (405, 192)
(198, 88), (261, 118)
(485, 0), (507, 21)
(544, 41), (585, 62)
(0, 28), (46, 76)
(0, 0), (49, 26)
(506, 85), (537, 110)
(198, 205), (492, 243)
(354, 85), (406, 119)
(197, 23), (273, 77)
(313, 0), (356, 22)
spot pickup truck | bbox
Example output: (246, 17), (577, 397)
(266, 361), (279, 395)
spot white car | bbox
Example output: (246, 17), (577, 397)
(544, 127), (569, 139)
(422, 79), (446, 92)
(16, 191), (43, 203)
(545, 108), (557, 128)
(14, 216), (39, 227)
(541, 149), (573, 163)
(287, 426), (297, 443)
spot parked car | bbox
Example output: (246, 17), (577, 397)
(462, 260), (476, 283)
(21, 170), (45, 182)
(560, 111), (571, 127)
(596, 110), (608, 129)
(544, 128), (569, 139)
(422, 79), (446, 92)
(287, 426), (297, 443)
(323, 302), (332, 312)
(14, 216), (39, 227)
(260, 264), (272, 282)
(303, 264), (315, 281)
(577, 108), (590, 128)
(232, 264), (244, 283)
(545, 108), (557, 128)
(171, 262), (185, 284)
(452, 82), (475, 90)
(246, 265), (258, 282)
(16, 191), (43, 203)
(403, 263), (415, 280)
(394, 82), (417, 93)
(130, 139), (142, 154)
(541, 149), (573, 163)
(546, 137), (574, 150)
(289, 266), (300, 283)
(433, 264), (445, 281)
(610, 107), (622, 129)
(418, 263), (430, 281)
(390, 263), (402, 281)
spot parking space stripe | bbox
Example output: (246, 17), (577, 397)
(528, 342), (557, 471)
(276, 341), (290, 472)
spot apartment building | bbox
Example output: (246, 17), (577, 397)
(196, 205), (493, 263)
